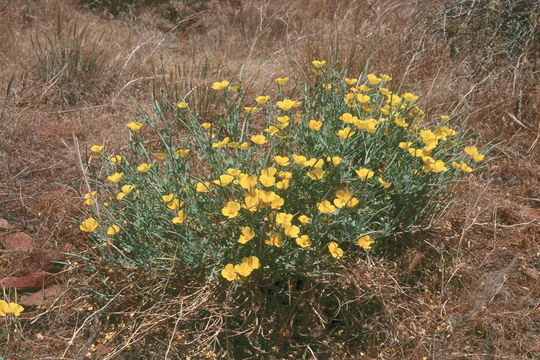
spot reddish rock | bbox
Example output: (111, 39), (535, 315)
(19, 285), (67, 307)
(4, 232), (34, 249)
(27, 249), (65, 273)
(0, 271), (55, 290)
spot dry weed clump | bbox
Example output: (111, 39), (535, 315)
(28, 16), (119, 108)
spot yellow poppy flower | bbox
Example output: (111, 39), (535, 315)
(328, 242), (344, 259)
(238, 174), (257, 190)
(307, 167), (325, 180)
(380, 74), (392, 82)
(84, 191), (96, 205)
(283, 223), (300, 238)
(265, 232), (283, 247)
(201, 122), (212, 130)
(259, 167), (277, 187)
(244, 107), (258, 114)
(367, 73), (381, 85)
(176, 101), (188, 109)
(222, 201), (241, 218)
(308, 120), (323, 131)
(276, 99), (296, 111)
(137, 163), (152, 173)
(0, 301), (24, 317)
(90, 145), (104, 155)
(221, 264), (238, 281)
(296, 235), (312, 248)
(234, 262), (253, 277)
(276, 179), (289, 189)
(431, 160), (448, 173)
(298, 215), (309, 224)
(212, 137), (230, 148)
(327, 156), (342, 165)
(395, 117), (408, 127)
(121, 184), (134, 194)
(126, 122), (143, 131)
(107, 172), (123, 183)
(196, 181), (211, 192)
(211, 80), (229, 90)
(338, 127), (356, 139)
(243, 255), (260, 270)
(378, 177), (392, 188)
(355, 168), (374, 180)
(275, 77), (290, 85)
(238, 226), (255, 244)
(110, 155), (122, 164)
(154, 152), (167, 160)
(80, 218), (99, 233)
(357, 234), (374, 249)
(356, 94), (370, 103)
(107, 224), (120, 236)
(172, 209), (187, 224)
(333, 189), (353, 208)
(251, 135), (267, 145)
(274, 156), (290, 167)
(255, 95), (270, 104)
(243, 192), (260, 211)
(213, 174), (234, 186)
(345, 78), (357, 85)
(175, 149), (190, 158)
(292, 154), (307, 166)
(317, 200), (335, 214)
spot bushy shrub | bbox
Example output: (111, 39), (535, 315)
(79, 61), (486, 295)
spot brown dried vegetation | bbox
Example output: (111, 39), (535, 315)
(0, 0), (538, 358)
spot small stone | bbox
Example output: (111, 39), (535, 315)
(524, 267), (539, 280)
(0, 271), (54, 290)
(4, 232), (34, 249)
(19, 285), (67, 307)
(0, 218), (9, 229)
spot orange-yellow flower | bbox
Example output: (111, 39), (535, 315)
(255, 95), (270, 104)
(221, 264), (238, 281)
(276, 99), (296, 111)
(172, 209), (187, 224)
(211, 80), (229, 90)
(357, 234), (374, 249)
(259, 167), (277, 187)
(251, 135), (267, 145)
(222, 201), (241, 218)
(275, 77), (290, 85)
(126, 122), (143, 131)
(355, 168), (374, 180)
(317, 200), (335, 214)
(107, 224), (120, 236)
(308, 120), (323, 131)
(328, 242), (343, 259)
(338, 127), (356, 139)
(238, 226), (255, 244)
(296, 235), (312, 248)
(80, 218), (99, 233)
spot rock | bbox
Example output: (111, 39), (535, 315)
(27, 249), (65, 273)
(19, 285), (67, 307)
(521, 207), (540, 221)
(524, 267), (539, 280)
(0, 218), (9, 229)
(0, 271), (55, 290)
(4, 232), (34, 249)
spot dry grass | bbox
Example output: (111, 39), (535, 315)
(0, 0), (538, 358)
